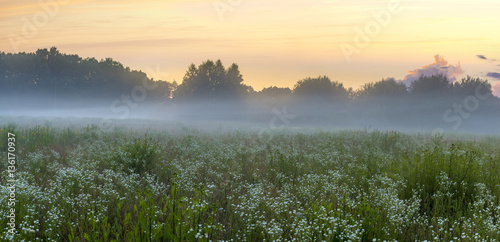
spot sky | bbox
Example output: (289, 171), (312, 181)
(1, 0), (500, 92)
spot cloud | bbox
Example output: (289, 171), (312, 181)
(493, 83), (500, 97)
(486, 72), (500, 80)
(476, 55), (487, 60)
(401, 55), (463, 86)
(476, 54), (498, 63)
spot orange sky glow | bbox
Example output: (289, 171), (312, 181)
(1, 0), (500, 91)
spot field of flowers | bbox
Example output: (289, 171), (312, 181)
(1, 123), (500, 241)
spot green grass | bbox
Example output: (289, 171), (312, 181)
(1, 124), (499, 241)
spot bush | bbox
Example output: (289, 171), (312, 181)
(115, 135), (158, 175)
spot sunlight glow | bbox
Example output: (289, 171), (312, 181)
(1, 0), (500, 89)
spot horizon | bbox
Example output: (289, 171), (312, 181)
(2, 0), (500, 91)
(3, 47), (500, 97)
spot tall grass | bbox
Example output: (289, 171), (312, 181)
(1, 125), (499, 241)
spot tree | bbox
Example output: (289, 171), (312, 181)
(452, 76), (492, 97)
(173, 60), (251, 101)
(409, 74), (451, 96)
(356, 78), (407, 100)
(293, 76), (348, 100)
(0, 47), (174, 104)
(259, 86), (292, 99)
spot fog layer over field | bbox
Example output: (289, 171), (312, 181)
(1, 49), (499, 134)
(2, 94), (500, 135)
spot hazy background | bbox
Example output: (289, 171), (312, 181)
(1, 1), (500, 134)
(1, 49), (499, 135)
(2, 0), (500, 91)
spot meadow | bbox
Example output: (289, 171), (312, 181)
(1, 121), (499, 241)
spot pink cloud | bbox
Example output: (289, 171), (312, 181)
(493, 82), (500, 97)
(401, 55), (463, 86)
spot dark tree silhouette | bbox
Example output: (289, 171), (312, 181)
(259, 86), (292, 99)
(0, 47), (175, 106)
(356, 78), (407, 100)
(293, 76), (348, 101)
(452, 76), (492, 97)
(409, 74), (451, 96)
(173, 60), (252, 102)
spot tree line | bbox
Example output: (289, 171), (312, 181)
(0, 47), (174, 103)
(0, 48), (497, 105)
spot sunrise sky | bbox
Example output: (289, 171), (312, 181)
(1, 0), (500, 91)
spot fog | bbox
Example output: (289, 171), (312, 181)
(2, 49), (498, 135)
(2, 94), (499, 136)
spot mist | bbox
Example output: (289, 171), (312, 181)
(2, 93), (499, 137)
(1, 49), (499, 135)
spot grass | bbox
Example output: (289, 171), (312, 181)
(0, 123), (499, 241)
